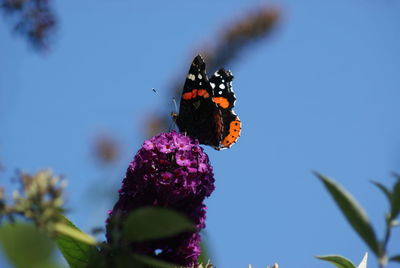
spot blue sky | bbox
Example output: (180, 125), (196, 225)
(1, 0), (400, 267)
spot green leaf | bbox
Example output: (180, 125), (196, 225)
(390, 179), (400, 219)
(315, 172), (380, 256)
(122, 207), (195, 242)
(372, 179), (400, 221)
(198, 241), (210, 266)
(55, 216), (101, 268)
(0, 223), (58, 268)
(371, 181), (392, 205)
(132, 254), (177, 268)
(54, 223), (97, 246)
(389, 255), (400, 262)
(315, 255), (357, 268)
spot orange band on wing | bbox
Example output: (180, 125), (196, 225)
(197, 89), (210, 98)
(182, 92), (193, 100)
(182, 89), (209, 100)
(182, 89), (196, 100)
(212, 97), (230, 109)
(222, 119), (241, 147)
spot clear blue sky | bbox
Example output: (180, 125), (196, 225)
(1, 0), (400, 267)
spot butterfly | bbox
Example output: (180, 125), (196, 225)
(173, 55), (241, 150)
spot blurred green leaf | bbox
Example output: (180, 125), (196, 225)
(55, 216), (101, 268)
(132, 253), (177, 268)
(122, 207), (195, 242)
(371, 181), (392, 205)
(372, 179), (400, 222)
(54, 222), (97, 246)
(390, 179), (400, 219)
(390, 255), (400, 262)
(198, 241), (210, 266)
(0, 223), (58, 268)
(109, 250), (177, 268)
(315, 172), (380, 256)
(315, 255), (356, 268)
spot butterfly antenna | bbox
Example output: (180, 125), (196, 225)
(152, 88), (160, 96)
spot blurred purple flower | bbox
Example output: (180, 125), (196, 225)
(106, 131), (215, 266)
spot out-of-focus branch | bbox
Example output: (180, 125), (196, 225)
(1, 0), (56, 51)
(92, 134), (120, 166)
(145, 6), (281, 137)
(200, 6), (280, 76)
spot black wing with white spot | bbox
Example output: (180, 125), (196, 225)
(209, 69), (241, 150)
(181, 55), (212, 98)
(209, 69), (236, 110)
(174, 55), (222, 148)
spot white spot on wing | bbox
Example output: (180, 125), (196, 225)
(219, 84), (225, 89)
(218, 91), (222, 94)
(188, 74), (195, 81)
(210, 82), (215, 89)
(198, 74), (202, 79)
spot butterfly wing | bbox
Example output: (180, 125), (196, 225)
(209, 69), (242, 149)
(175, 55), (223, 147)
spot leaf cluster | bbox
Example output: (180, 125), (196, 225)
(315, 172), (400, 268)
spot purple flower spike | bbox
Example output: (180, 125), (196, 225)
(106, 131), (215, 266)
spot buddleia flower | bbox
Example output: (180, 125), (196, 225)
(106, 131), (215, 266)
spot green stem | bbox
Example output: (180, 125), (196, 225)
(379, 219), (392, 268)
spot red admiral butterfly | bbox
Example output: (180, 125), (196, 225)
(173, 55), (241, 150)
